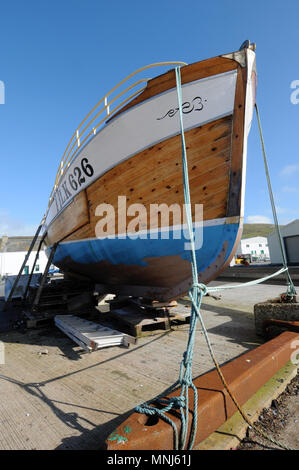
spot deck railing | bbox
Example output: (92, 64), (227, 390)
(48, 61), (187, 207)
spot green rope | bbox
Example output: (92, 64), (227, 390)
(207, 266), (288, 292)
(135, 67), (296, 451)
(255, 104), (296, 298)
(135, 67), (204, 450)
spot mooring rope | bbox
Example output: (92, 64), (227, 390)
(255, 103), (296, 298)
(135, 66), (296, 450)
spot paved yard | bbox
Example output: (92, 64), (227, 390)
(0, 282), (292, 449)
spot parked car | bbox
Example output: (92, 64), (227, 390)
(48, 267), (60, 274)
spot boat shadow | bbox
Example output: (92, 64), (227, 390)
(176, 297), (263, 350)
(200, 301), (263, 349)
(0, 371), (132, 449)
(0, 330), (173, 449)
(54, 410), (133, 449)
(0, 298), (265, 449)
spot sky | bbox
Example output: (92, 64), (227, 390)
(0, 0), (298, 236)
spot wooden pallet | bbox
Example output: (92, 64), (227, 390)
(108, 303), (191, 337)
(24, 311), (57, 328)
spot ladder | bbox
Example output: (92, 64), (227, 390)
(4, 219), (57, 311)
(55, 315), (136, 352)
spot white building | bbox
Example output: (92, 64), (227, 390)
(0, 236), (49, 277)
(267, 219), (299, 265)
(235, 236), (270, 260)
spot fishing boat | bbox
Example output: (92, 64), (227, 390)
(43, 41), (257, 301)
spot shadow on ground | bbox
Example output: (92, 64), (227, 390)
(0, 370), (132, 449)
(200, 302), (263, 349)
(0, 295), (267, 449)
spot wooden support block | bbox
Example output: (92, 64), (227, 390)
(108, 304), (191, 337)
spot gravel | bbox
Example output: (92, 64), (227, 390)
(238, 373), (299, 450)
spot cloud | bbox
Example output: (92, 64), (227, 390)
(0, 209), (38, 237)
(280, 164), (299, 177)
(281, 186), (299, 193)
(246, 215), (272, 224)
(275, 206), (289, 214)
(278, 216), (297, 225)
(273, 206), (299, 217)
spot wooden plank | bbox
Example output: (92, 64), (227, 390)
(48, 116), (234, 245)
(227, 66), (246, 217)
(108, 304), (191, 338)
(47, 190), (89, 245)
(109, 57), (238, 120)
(89, 144), (231, 208)
(56, 117), (233, 243)
(81, 117), (233, 238)
(63, 170), (230, 243)
(210, 66), (247, 279)
(88, 118), (232, 202)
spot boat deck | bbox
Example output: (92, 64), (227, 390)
(0, 282), (288, 450)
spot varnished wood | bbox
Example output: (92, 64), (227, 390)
(109, 57), (239, 121)
(48, 115), (233, 244)
(47, 190), (89, 244)
(91, 116), (232, 201)
(212, 65), (247, 276)
(227, 66), (246, 217)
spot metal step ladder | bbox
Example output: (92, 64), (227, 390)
(55, 315), (136, 352)
(4, 218), (58, 312)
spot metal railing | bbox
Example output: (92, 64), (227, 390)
(48, 61), (188, 207)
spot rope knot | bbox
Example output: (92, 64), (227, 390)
(170, 396), (185, 408)
(190, 283), (208, 296)
(181, 377), (192, 386)
(182, 351), (192, 367)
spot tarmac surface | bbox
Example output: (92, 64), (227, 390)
(0, 279), (297, 450)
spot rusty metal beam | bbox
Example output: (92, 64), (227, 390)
(105, 331), (299, 450)
(263, 319), (299, 334)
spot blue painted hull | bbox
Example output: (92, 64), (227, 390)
(47, 221), (240, 300)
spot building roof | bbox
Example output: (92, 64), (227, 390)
(268, 219), (299, 239)
(241, 236), (268, 243)
(0, 236), (44, 253)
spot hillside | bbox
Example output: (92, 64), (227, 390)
(241, 224), (280, 239)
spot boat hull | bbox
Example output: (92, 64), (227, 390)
(44, 47), (256, 300)
(48, 219), (239, 300)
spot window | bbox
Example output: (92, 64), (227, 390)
(246, 244), (249, 248)
(23, 266), (29, 275)
(260, 250), (264, 254)
(259, 244), (262, 247)
(35, 265), (40, 272)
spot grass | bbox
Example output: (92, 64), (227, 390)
(242, 223), (282, 239)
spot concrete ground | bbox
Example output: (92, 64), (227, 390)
(0, 281), (296, 450)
